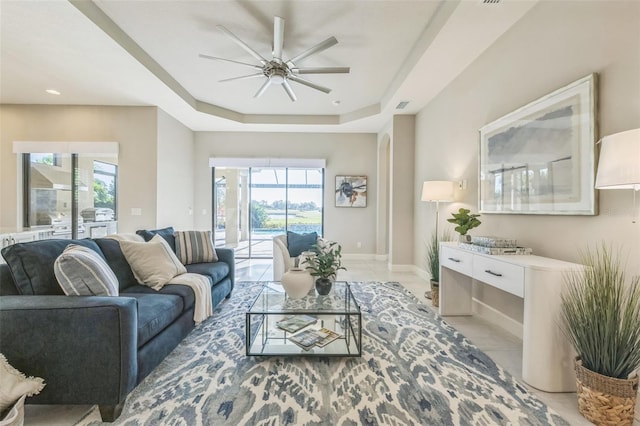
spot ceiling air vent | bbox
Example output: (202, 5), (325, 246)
(396, 101), (410, 110)
(482, 0), (501, 3)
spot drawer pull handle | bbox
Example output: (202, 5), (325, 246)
(448, 257), (461, 263)
(485, 270), (502, 277)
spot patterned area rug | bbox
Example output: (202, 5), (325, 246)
(80, 281), (567, 425)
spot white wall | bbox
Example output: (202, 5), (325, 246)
(156, 109), (195, 230)
(194, 132), (378, 254)
(413, 1), (640, 319)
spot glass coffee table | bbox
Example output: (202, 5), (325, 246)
(246, 281), (362, 357)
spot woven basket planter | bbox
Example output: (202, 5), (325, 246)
(430, 280), (439, 308)
(574, 358), (638, 426)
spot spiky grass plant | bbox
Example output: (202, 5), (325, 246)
(426, 230), (451, 284)
(560, 243), (640, 379)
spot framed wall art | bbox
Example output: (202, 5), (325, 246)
(479, 73), (598, 215)
(335, 175), (367, 207)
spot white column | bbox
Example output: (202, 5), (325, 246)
(225, 169), (239, 247)
(240, 172), (249, 241)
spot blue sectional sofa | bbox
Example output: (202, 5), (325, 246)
(0, 231), (234, 422)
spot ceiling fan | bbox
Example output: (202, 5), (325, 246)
(199, 16), (350, 102)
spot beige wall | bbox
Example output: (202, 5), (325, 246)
(0, 105), (159, 233)
(414, 1), (640, 318)
(194, 132), (378, 254)
(388, 115), (416, 267)
(156, 109), (195, 230)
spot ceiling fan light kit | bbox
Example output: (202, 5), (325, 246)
(201, 16), (350, 102)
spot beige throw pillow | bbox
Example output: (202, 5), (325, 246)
(0, 353), (45, 412)
(119, 234), (186, 290)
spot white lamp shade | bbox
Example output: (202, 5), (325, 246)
(421, 180), (455, 202)
(595, 128), (640, 190)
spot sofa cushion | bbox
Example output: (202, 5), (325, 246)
(123, 292), (184, 347)
(54, 244), (119, 296)
(185, 262), (230, 285)
(119, 235), (186, 290)
(122, 284), (195, 314)
(174, 230), (218, 265)
(0, 264), (19, 296)
(136, 227), (176, 252)
(1, 239), (104, 295)
(94, 238), (139, 291)
(287, 231), (317, 257)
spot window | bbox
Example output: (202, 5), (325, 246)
(23, 154), (118, 239)
(93, 161), (117, 215)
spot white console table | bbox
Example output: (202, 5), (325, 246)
(439, 242), (582, 392)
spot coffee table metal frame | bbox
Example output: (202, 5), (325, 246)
(245, 281), (362, 357)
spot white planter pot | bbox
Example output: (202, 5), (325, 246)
(281, 268), (313, 299)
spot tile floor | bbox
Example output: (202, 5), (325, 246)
(23, 258), (639, 425)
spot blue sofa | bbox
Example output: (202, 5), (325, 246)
(0, 232), (234, 422)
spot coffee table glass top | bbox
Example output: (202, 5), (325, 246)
(246, 282), (362, 357)
(247, 281), (361, 314)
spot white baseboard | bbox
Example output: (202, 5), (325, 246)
(375, 254), (388, 262)
(388, 264), (415, 272)
(472, 299), (523, 340)
(342, 253), (377, 260)
(414, 266), (430, 282)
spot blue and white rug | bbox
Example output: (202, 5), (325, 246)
(80, 281), (567, 425)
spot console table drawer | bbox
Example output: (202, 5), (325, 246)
(441, 246), (473, 276)
(473, 256), (525, 298)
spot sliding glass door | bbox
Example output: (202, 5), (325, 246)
(213, 166), (323, 259)
(286, 168), (323, 236)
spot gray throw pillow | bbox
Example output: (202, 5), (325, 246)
(54, 244), (119, 296)
(287, 231), (318, 257)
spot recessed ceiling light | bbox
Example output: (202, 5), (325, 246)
(332, 100), (341, 106)
(45, 89), (61, 95)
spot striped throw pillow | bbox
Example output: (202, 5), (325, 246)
(174, 231), (218, 265)
(54, 245), (119, 296)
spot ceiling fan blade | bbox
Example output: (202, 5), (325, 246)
(273, 16), (285, 62)
(254, 78), (272, 98)
(217, 25), (268, 65)
(288, 75), (331, 94)
(219, 73), (265, 83)
(198, 54), (263, 70)
(286, 36), (338, 66)
(282, 79), (297, 102)
(291, 67), (350, 74)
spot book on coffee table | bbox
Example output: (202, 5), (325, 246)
(315, 328), (341, 347)
(288, 328), (342, 350)
(276, 315), (317, 333)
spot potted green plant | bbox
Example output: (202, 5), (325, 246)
(560, 244), (640, 425)
(446, 208), (481, 242)
(304, 241), (347, 295)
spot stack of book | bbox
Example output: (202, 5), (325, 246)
(288, 328), (341, 351)
(276, 315), (317, 333)
(459, 236), (533, 255)
(275, 315), (342, 350)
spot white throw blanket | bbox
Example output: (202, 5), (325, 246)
(168, 273), (213, 324)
